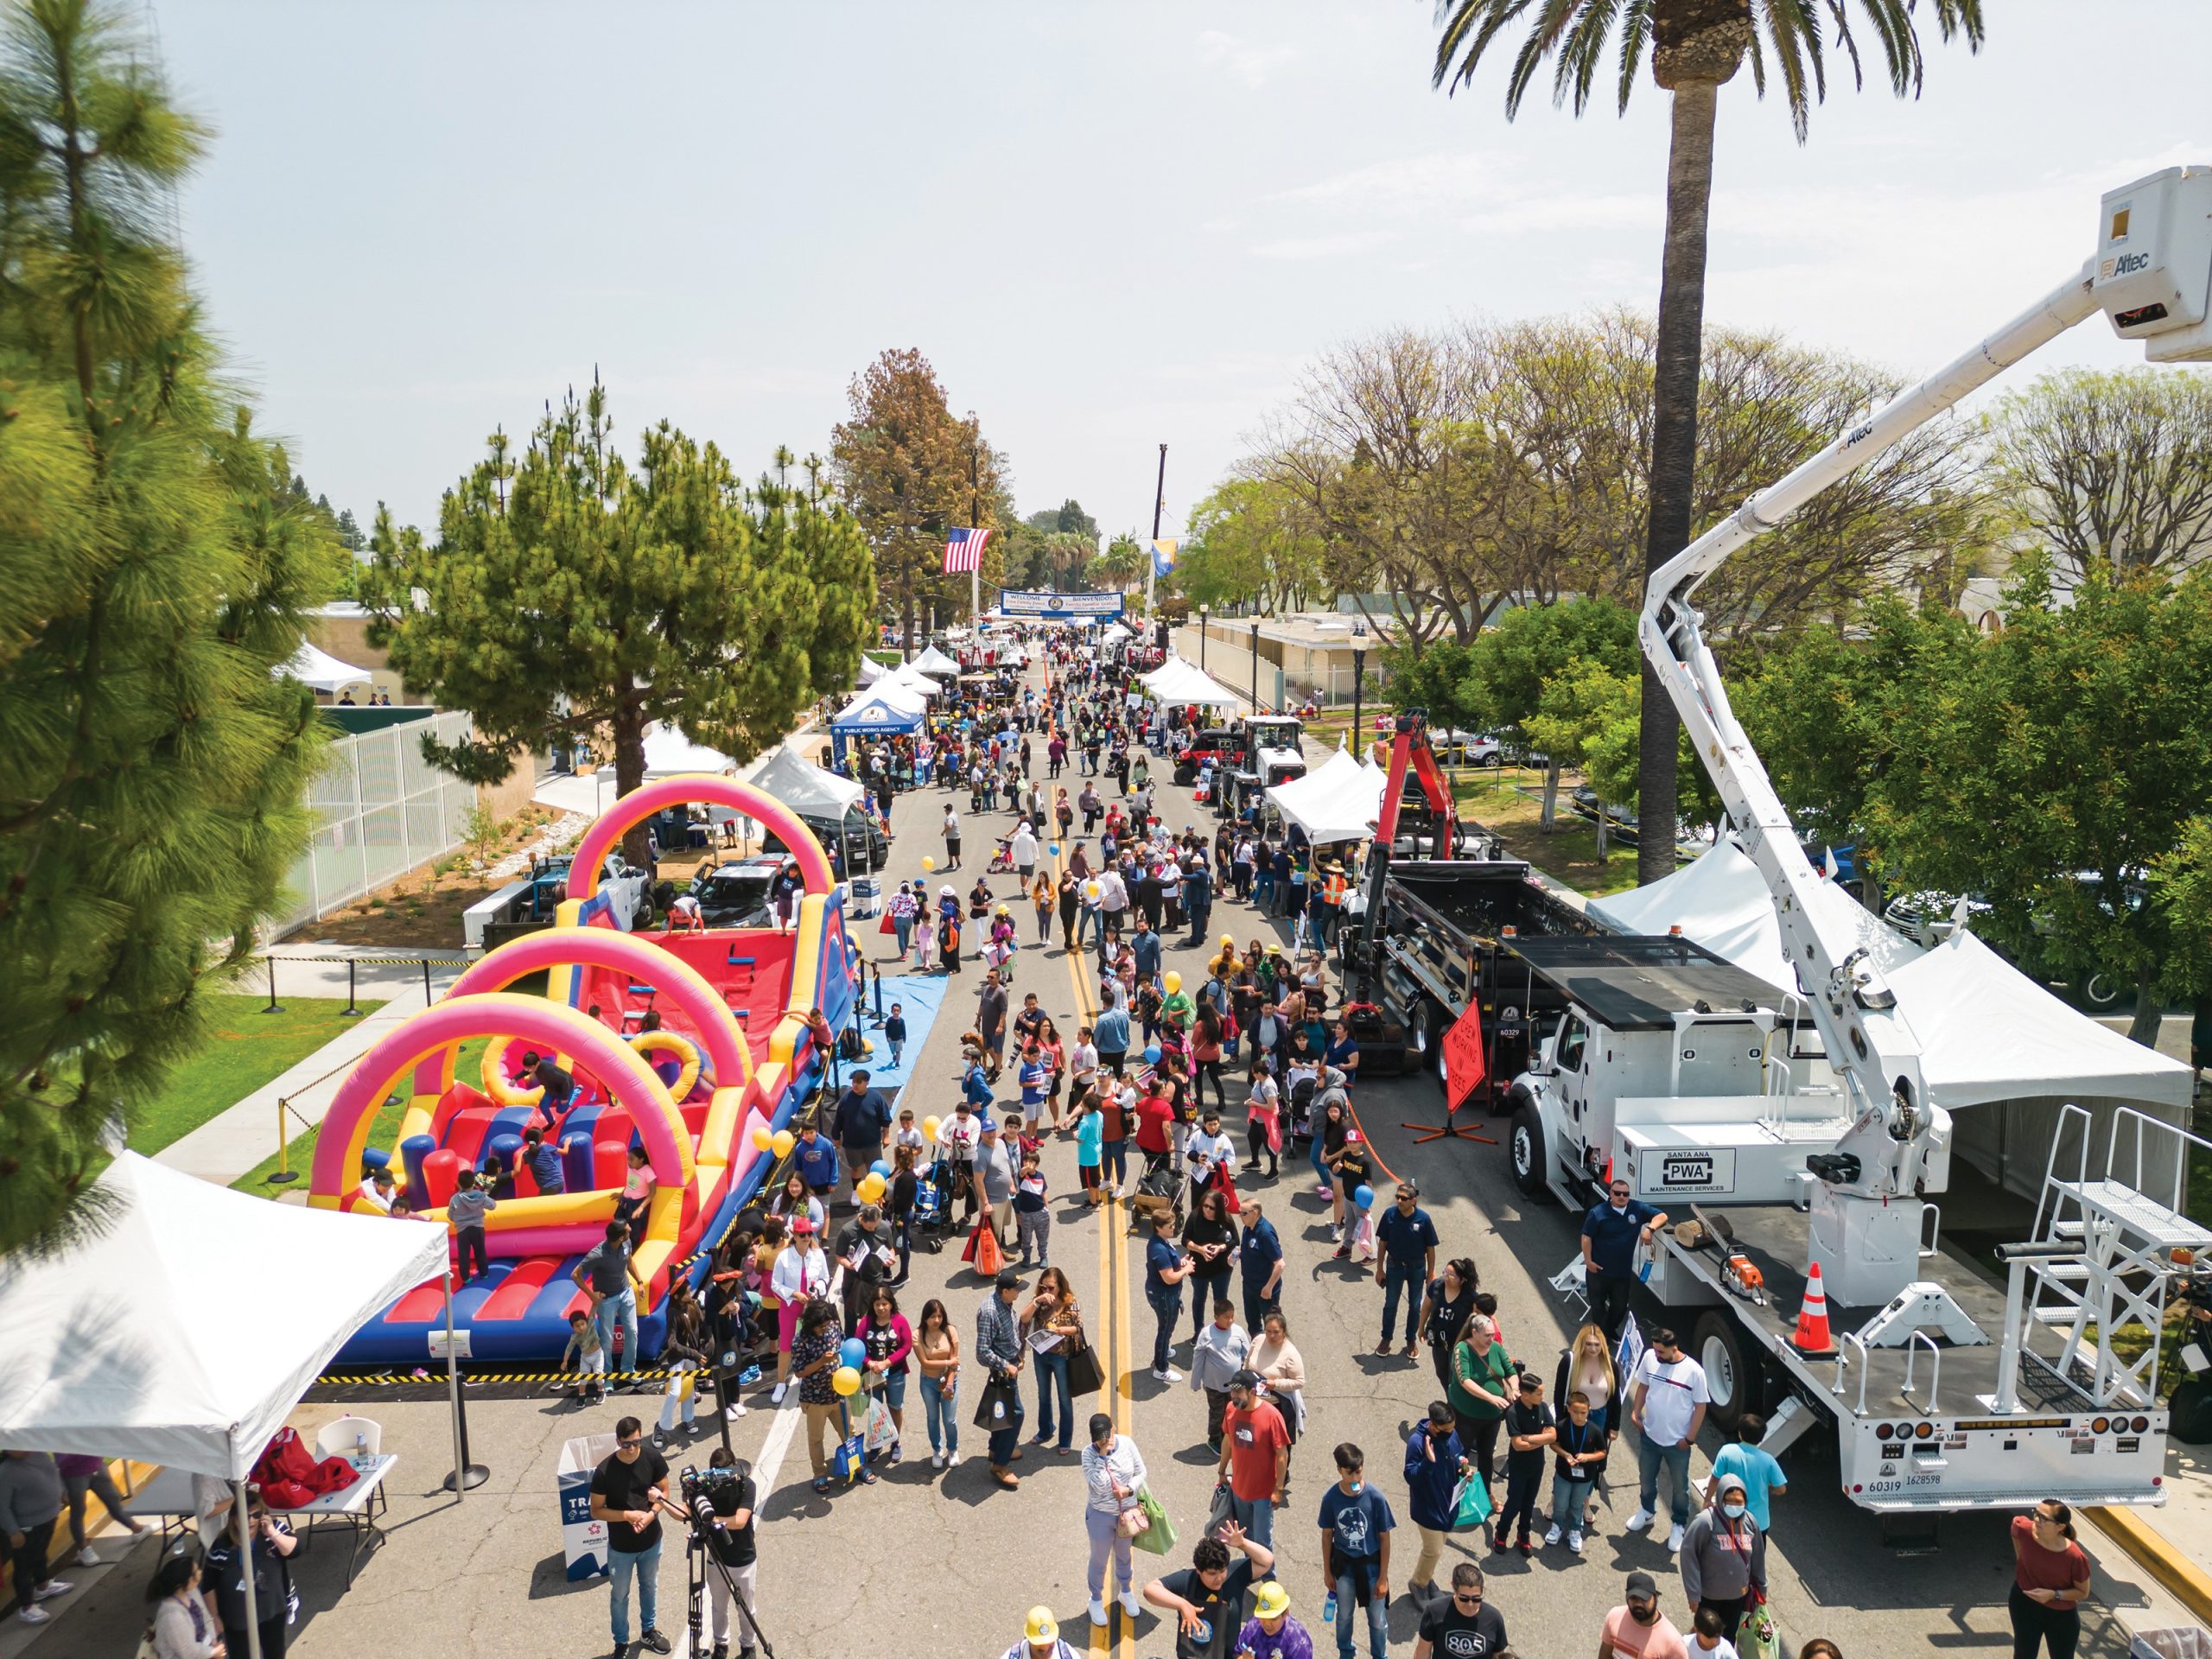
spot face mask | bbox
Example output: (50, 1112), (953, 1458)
(1722, 1501), (1747, 1519)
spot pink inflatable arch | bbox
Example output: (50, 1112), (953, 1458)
(308, 992), (694, 1204)
(418, 927), (750, 1094)
(569, 773), (833, 900)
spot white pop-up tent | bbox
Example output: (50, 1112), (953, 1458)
(882, 661), (945, 700)
(0, 1154), (453, 1477)
(855, 654), (890, 687)
(910, 644), (960, 676)
(1267, 742), (1384, 843)
(276, 640), (376, 695)
(748, 741), (866, 813)
(1588, 836), (1919, 988)
(1140, 654), (1243, 708)
(639, 722), (736, 777)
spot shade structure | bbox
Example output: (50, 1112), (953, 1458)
(276, 640), (375, 693)
(1096, 621), (1132, 645)
(0, 1153), (450, 1479)
(1267, 742), (1384, 842)
(855, 654), (890, 686)
(830, 681), (926, 732)
(881, 661), (944, 699)
(747, 741), (866, 812)
(640, 723), (736, 776)
(1139, 654), (1243, 707)
(910, 644), (959, 676)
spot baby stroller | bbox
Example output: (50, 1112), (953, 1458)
(987, 836), (1018, 875)
(910, 1161), (957, 1250)
(1125, 1160), (1185, 1233)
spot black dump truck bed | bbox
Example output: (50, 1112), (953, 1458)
(1503, 934), (1786, 1032)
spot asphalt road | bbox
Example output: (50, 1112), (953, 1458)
(29, 652), (2189, 1659)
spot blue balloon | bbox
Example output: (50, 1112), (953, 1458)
(1352, 1185), (1375, 1211)
(839, 1337), (867, 1370)
(1049, 844), (1062, 857)
(870, 1160), (891, 1178)
(1143, 1045), (1162, 1065)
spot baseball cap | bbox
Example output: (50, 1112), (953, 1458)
(1344, 1129), (1361, 1144)
(1024, 1606), (1058, 1643)
(791, 1217), (815, 1235)
(1252, 1581), (1291, 1619)
(1624, 1570), (1661, 1600)
(995, 1268), (1022, 1290)
(1229, 1368), (1262, 1391)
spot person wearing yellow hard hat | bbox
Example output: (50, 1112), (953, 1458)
(996, 1605), (1080, 1659)
(1233, 1577), (1313, 1659)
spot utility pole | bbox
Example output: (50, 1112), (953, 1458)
(1145, 442), (1166, 627)
(969, 424), (982, 625)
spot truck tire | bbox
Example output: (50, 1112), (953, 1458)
(1407, 999), (1446, 1075)
(1694, 1311), (1759, 1432)
(1509, 1095), (1550, 1203)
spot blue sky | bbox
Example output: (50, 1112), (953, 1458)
(156, 0), (2211, 548)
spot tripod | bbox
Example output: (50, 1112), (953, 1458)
(684, 1522), (774, 1659)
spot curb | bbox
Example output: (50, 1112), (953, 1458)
(2087, 1503), (2212, 1628)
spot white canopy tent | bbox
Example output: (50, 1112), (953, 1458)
(276, 640), (375, 694)
(1588, 836), (1918, 988)
(1267, 743), (1385, 843)
(639, 722), (736, 777)
(1096, 620), (1133, 646)
(747, 741), (867, 813)
(1140, 654), (1244, 708)
(855, 654), (890, 687)
(910, 644), (960, 676)
(882, 660), (945, 700)
(830, 678), (927, 725)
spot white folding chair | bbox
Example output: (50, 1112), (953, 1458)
(314, 1414), (382, 1460)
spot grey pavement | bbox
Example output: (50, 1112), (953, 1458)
(26, 653), (2208, 1659)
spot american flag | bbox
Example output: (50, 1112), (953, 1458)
(943, 526), (991, 573)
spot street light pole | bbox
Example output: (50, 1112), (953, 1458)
(1198, 604), (1209, 673)
(1249, 619), (1261, 713)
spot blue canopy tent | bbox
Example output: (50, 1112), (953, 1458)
(828, 683), (925, 768)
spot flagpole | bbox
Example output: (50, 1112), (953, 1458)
(970, 424), (982, 625)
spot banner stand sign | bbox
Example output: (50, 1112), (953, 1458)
(999, 589), (1124, 621)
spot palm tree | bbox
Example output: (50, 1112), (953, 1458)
(1090, 532), (1147, 593)
(1433, 0), (1984, 882)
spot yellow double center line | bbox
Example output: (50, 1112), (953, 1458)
(1040, 666), (1138, 1659)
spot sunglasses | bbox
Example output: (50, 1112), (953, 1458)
(1453, 1592), (1484, 1605)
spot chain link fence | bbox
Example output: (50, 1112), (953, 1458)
(272, 710), (479, 932)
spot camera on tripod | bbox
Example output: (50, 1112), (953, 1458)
(677, 1460), (768, 1659)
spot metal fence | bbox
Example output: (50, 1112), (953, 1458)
(272, 710), (479, 931)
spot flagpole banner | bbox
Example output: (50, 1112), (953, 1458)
(944, 527), (991, 573)
(998, 589), (1126, 620)
(1149, 537), (1179, 576)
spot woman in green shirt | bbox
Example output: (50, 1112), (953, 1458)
(1447, 1314), (1516, 1494)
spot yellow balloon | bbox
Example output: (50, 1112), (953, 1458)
(922, 1115), (942, 1141)
(832, 1364), (862, 1397)
(1163, 970), (1183, 995)
(859, 1173), (887, 1205)
(922, 855), (936, 872)
(1084, 880), (1101, 899)
(751, 1126), (772, 1151)
(771, 1128), (796, 1160)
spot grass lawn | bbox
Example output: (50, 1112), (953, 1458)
(1452, 766), (1648, 899)
(233, 1035), (493, 1195)
(133, 995), (366, 1157)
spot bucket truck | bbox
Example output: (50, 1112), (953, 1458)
(1504, 168), (2212, 1522)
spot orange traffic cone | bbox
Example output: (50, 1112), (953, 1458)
(1793, 1262), (1835, 1355)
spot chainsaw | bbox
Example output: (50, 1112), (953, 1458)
(1671, 1205), (1768, 1307)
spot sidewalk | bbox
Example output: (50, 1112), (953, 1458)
(154, 949), (471, 1189)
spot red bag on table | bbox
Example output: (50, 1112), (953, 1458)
(249, 1425), (357, 1509)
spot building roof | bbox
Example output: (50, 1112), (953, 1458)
(1506, 934), (1786, 1032)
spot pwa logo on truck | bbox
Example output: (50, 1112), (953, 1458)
(1662, 1153), (1714, 1185)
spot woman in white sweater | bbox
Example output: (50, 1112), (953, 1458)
(1079, 1412), (1148, 1628)
(1249, 1309), (1307, 1497)
(147, 1553), (224, 1659)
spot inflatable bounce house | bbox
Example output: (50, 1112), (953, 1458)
(308, 775), (855, 1362)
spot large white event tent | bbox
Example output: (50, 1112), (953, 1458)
(276, 640), (375, 695)
(1267, 743), (1386, 843)
(1589, 836), (2192, 1196)
(910, 644), (960, 676)
(1140, 655), (1243, 707)
(747, 741), (866, 812)
(882, 660), (945, 700)
(0, 1154), (456, 1655)
(639, 722), (736, 777)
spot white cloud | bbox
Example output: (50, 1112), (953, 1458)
(1196, 29), (1296, 90)
(1249, 230), (1395, 261)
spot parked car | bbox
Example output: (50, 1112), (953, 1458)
(1435, 730), (1505, 767)
(688, 855), (784, 927)
(765, 804), (890, 875)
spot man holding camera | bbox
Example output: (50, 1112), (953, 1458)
(685, 1449), (759, 1659)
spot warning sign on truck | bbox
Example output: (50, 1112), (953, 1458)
(1639, 1147), (1737, 1195)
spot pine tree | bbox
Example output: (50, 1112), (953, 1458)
(0, 0), (334, 1252)
(361, 385), (874, 861)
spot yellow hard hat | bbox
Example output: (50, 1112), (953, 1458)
(1024, 1606), (1059, 1643)
(1253, 1581), (1290, 1618)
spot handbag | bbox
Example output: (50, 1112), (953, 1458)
(1450, 1469), (1494, 1529)
(1132, 1486), (1178, 1556)
(862, 1395), (898, 1454)
(877, 911), (897, 935)
(1739, 1605), (1781, 1659)
(832, 1402), (868, 1482)
(1116, 1503), (1149, 1539)
(1065, 1337), (1107, 1398)
(971, 1372), (1019, 1432)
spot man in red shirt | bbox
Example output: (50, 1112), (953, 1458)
(1213, 1368), (1289, 1548)
(1134, 1085), (1176, 1180)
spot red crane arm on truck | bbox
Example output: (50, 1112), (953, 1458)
(1373, 712), (1460, 859)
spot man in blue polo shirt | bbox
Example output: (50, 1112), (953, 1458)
(831, 1071), (893, 1204)
(1372, 1179), (1440, 1357)
(1580, 1175), (1667, 1341)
